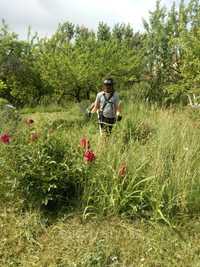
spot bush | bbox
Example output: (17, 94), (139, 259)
(3, 130), (89, 210)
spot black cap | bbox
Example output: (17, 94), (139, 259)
(103, 78), (114, 85)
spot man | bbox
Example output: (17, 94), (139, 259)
(91, 78), (122, 135)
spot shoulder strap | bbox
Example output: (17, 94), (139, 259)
(101, 91), (114, 111)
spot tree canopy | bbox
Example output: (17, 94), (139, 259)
(0, 0), (199, 106)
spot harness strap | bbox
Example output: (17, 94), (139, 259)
(101, 91), (114, 111)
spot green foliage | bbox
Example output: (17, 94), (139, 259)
(0, 79), (7, 95)
(97, 22), (111, 41)
(6, 131), (88, 209)
(0, 96), (8, 108)
(180, 27), (200, 94)
(0, 0), (200, 105)
(142, 0), (200, 103)
(0, 104), (20, 134)
(0, 21), (42, 106)
(0, 100), (200, 221)
(1, 2), (200, 264)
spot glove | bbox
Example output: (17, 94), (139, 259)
(116, 111), (122, 122)
(117, 115), (122, 121)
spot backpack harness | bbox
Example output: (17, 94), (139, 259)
(101, 91), (114, 113)
(98, 91), (116, 125)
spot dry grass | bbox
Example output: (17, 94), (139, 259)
(1, 207), (200, 267)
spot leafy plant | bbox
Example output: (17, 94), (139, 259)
(4, 131), (89, 210)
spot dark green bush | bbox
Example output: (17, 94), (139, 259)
(3, 131), (89, 210)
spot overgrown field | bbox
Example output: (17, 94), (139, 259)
(0, 100), (200, 266)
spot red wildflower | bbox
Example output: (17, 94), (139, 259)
(30, 132), (39, 142)
(118, 163), (127, 177)
(0, 133), (11, 144)
(25, 118), (34, 126)
(84, 150), (95, 162)
(80, 137), (90, 150)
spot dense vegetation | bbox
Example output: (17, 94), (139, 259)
(1, 0), (200, 266)
(1, 95), (200, 218)
(0, 0), (200, 106)
(1, 96), (200, 266)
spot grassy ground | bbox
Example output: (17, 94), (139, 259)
(1, 100), (200, 266)
(1, 207), (200, 267)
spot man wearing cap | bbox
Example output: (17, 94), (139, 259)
(91, 78), (122, 135)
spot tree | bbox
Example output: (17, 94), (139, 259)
(188, 0), (200, 31)
(0, 21), (41, 106)
(143, 1), (170, 101)
(180, 27), (200, 95)
(97, 22), (111, 41)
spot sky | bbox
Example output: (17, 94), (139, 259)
(0, 0), (182, 39)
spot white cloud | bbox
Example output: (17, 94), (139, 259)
(0, 0), (184, 39)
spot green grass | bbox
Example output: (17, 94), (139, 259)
(1, 101), (200, 266)
(0, 207), (200, 267)
(20, 104), (67, 114)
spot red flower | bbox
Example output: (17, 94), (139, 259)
(25, 118), (34, 126)
(80, 137), (90, 150)
(0, 133), (11, 144)
(30, 132), (39, 142)
(84, 150), (95, 162)
(118, 163), (127, 177)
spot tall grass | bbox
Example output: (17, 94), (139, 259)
(0, 101), (200, 221)
(80, 103), (200, 219)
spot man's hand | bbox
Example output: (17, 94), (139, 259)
(116, 111), (122, 122)
(117, 115), (122, 121)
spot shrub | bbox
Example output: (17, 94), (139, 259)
(4, 131), (89, 210)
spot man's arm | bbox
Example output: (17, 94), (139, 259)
(91, 94), (100, 113)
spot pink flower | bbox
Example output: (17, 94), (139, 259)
(80, 137), (90, 150)
(0, 133), (11, 144)
(118, 163), (127, 177)
(84, 150), (96, 162)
